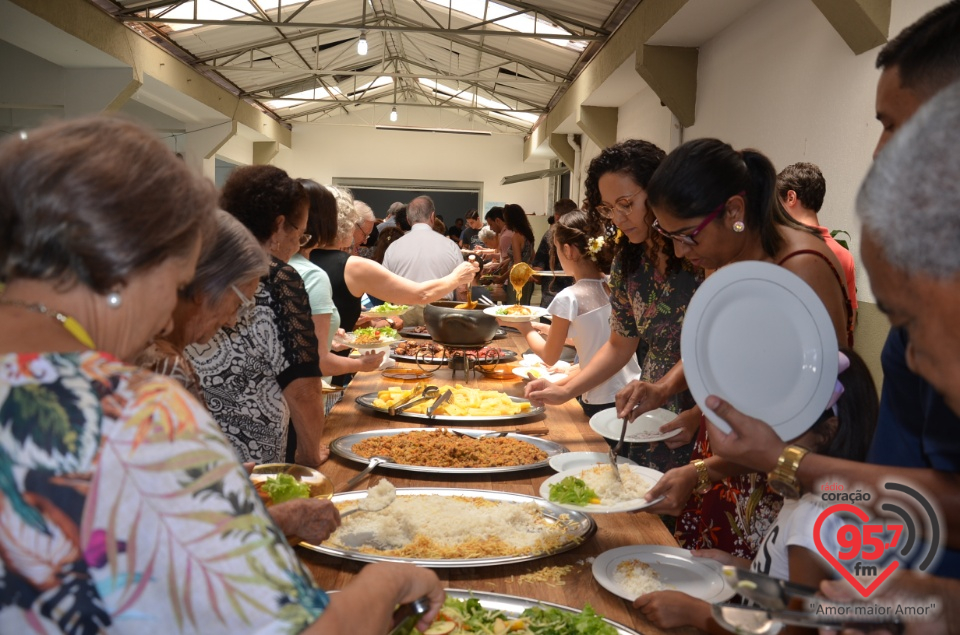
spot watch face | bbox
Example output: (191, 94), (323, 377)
(768, 478), (800, 500)
(696, 483), (712, 495)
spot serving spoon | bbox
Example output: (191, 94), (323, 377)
(340, 455), (393, 492)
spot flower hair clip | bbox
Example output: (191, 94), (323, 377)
(587, 236), (604, 260)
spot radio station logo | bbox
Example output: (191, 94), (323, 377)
(814, 480), (941, 598)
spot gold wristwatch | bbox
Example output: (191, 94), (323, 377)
(692, 459), (711, 495)
(767, 445), (810, 499)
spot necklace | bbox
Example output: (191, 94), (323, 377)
(0, 298), (96, 349)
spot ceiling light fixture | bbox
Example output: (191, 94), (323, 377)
(357, 32), (368, 55)
(390, 106), (398, 122)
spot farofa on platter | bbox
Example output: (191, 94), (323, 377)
(351, 429), (548, 468)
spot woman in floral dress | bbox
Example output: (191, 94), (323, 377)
(526, 139), (703, 474)
(0, 116), (444, 634)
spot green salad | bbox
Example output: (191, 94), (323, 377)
(548, 476), (600, 506)
(260, 473), (311, 504)
(366, 302), (408, 314)
(417, 597), (618, 635)
(353, 326), (398, 343)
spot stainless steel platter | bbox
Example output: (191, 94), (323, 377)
(355, 393), (544, 424)
(330, 427), (567, 474)
(440, 589), (641, 635)
(300, 487), (596, 567)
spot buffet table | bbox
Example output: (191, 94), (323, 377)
(300, 331), (693, 635)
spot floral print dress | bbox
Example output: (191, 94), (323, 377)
(0, 352), (328, 634)
(607, 245), (702, 473)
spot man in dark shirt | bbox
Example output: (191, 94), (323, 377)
(532, 198), (579, 308)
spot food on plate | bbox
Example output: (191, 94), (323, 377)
(351, 325), (399, 345)
(418, 597), (619, 635)
(326, 494), (579, 558)
(550, 465), (652, 506)
(612, 559), (666, 597)
(351, 430), (548, 468)
(548, 476), (600, 506)
(254, 473), (311, 505)
(410, 325), (430, 334)
(372, 385), (532, 417)
(364, 302), (409, 315)
(496, 305), (532, 316)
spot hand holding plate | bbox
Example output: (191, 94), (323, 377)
(642, 463), (697, 516)
(659, 407), (701, 450)
(357, 350), (386, 372)
(633, 590), (711, 631)
(702, 395), (786, 473)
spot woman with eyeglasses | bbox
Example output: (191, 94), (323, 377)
(640, 138), (854, 561)
(137, 210), (268, 401)
(187, 165), (330, 468)
(525, 139), (703, 478)
(291, 180), (385, 401)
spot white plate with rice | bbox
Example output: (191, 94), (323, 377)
(589, 407), (681, 443)
(549, 452), (638, 473)
(593, 545), (736, 602)
(539, 463), (663, 513)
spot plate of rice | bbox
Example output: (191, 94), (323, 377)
(538, 463), (663, 513)
(592, 546), (735, 602)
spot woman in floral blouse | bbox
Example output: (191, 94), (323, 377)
(0, 116), (443, 634)
(526, 140), (703, 474)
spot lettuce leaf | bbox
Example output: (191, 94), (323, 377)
(261, 473), (311, 504)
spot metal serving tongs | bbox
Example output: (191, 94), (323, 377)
(608, 416), (628, 484)
(716, 567), (904, 634)
(388, 382), (432, 415)
(426, 389), (452, 418)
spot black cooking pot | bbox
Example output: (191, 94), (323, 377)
(423, 301), (497, 346)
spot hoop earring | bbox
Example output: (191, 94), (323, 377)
(733, 221), (745, 233)
(106, 292), (123, 308)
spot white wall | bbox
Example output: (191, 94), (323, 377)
(273, 124), (550, 216)
(681, 0), (943, 304)
(616, 84), (675, 152)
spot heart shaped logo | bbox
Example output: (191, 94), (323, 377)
(814, 503), (900, 598)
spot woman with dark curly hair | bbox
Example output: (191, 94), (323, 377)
(525, 139), (703, 475)
(186, 165), (328, 467)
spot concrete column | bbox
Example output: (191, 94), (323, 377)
(182, 120), (237, 181)
(811, 0), (890, 55)
(548, 134), (576, 171)
(636, 45), (698, 129)
(577, 106), (618, 149)
(253, 141), (280, 165)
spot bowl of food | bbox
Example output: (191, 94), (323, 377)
(423, 301), (498, 346)
(250, 463), (334, 506)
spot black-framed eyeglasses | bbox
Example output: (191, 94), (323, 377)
(652, 190), (745, 246)
(595, 190), (642, 219)
(355, 222), (372, 239)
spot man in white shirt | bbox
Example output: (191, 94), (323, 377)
(382, 195), (465, 300)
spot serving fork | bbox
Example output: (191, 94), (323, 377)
(608, 416), (628, 483)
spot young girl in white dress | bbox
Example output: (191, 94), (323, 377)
(508, 211), (641, 417)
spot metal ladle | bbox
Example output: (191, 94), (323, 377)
(340, 455), (393, 492)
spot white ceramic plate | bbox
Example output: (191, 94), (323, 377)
(549, 452), (638, 473)
(593, 545), (735, 602)
(680, 261), (839, 440)
(360, 305), (411, 318)
(483, 305), (549, 323)
(539, 464), (663, 513)
(589, 407), (681, 443)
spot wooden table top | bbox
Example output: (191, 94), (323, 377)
(302, 331), (692, 635)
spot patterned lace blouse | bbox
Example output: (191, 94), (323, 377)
(186, 257), (321, 463)
(607, 243), (703, 472)
(0, 351), (328, 634)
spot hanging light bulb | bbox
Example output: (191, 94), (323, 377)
(357, 32), (368, 56)
(390, 106), (398, 122)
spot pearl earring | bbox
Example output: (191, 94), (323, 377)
(733, 221), (745, 233)
(106, 292), (122, 308)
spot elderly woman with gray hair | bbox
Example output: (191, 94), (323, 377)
(137, 210), (268, 400)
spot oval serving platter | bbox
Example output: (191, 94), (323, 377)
(355, 393), (544, 424)
(301, 487), (596, 568)
(330, 427), (567, 475)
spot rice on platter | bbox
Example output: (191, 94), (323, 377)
(612, 559), (665, 598)
(325, 494), (578, 559)
(578, 464), (652, 504)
